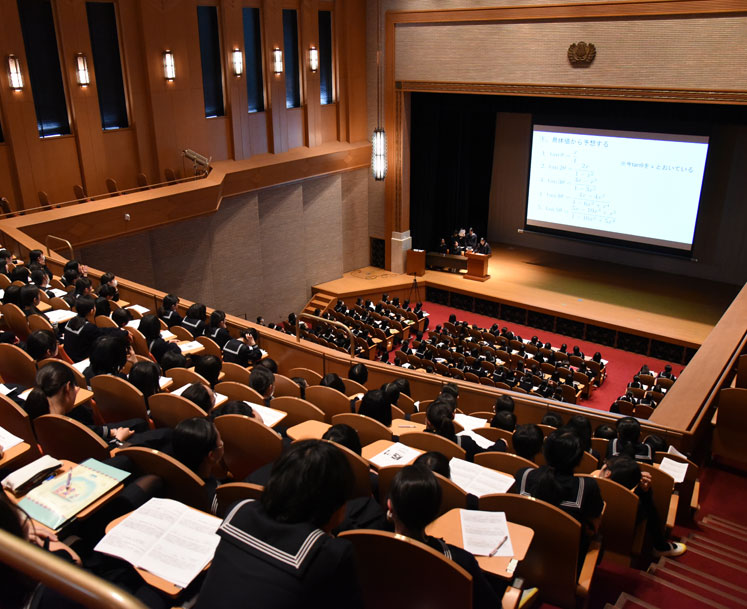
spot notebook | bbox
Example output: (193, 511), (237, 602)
(18, 459), (129, 530)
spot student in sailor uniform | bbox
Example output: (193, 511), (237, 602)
(157, 293), (183, 328)
(182, 303), (207, 337)
(195, 440), (363, 609)
(204, 310), (231, 348)
(62, 294), (102, 362)
(222, 328), (262, 367)
(606, 416), (654, 464)
(138, 314), (181, 363)
(510, 429), (603, 566)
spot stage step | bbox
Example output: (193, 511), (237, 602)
(702, 515), (747, 535)
(635, 571), (730, 609)
(613, 592), (662, 609)
(659, 557), (747, 599)
(693, 523), (747, 552)
(301, 292), (336, 318)
(649, 560), (747, 608)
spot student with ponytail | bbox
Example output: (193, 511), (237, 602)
(425, 400), (484, 461)
(510, 429), (603, 563)
(25, 361), (134, 444)
(606, 416), (654, 464)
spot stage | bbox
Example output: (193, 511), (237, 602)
(313, 244), (738, 353)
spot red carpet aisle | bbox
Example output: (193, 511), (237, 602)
(417, 301), (685, 413)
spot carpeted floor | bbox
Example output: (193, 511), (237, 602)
(417, 301), (686, 413)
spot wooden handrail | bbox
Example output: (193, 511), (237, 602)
(45, 235), (75, 262)
(297, 312), (356, 358)
(0, 528), (149, 609)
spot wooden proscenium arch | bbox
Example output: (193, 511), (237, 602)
(380, 0), (747, 271)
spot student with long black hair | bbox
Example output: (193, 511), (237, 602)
(138, 314), (180, 363)
(425, 400), (484, 461)
(195, 440), (362, 609)
(204, 310), (231, 348)
(182, 303), (207, 337)
(510, 429), (603, 562)
(607, 416), (654, 464)
(157, 293), (183, 328)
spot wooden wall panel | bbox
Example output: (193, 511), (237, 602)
(286, 107), (306, 150)
(320, 103), (338, 143)
(0, 145), (19, 210)
(99, 129), (141, 192)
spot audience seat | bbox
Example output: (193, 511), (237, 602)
(90, 375), (149, 424)
(286, 367), (323, 385)
(0, 393), (42, 462)
(149, 393), (207, 428)
(214, 414), (282, 480)
(398, 431), (466, 460)
(474, 452), (536, 477)
(196, 336), (222, 357)
(165, 367), (210, 388)
(214, 381), (264, 404)
(214, 482), (264, 518)
(219, 362), (251, 385)
(271, 373), (301, 397)
(0, 343), (37, 387)
(38, 358), (87, 388)
(1, 304), (30, 341)
(305, 385), (351, 422)
(331, 413), (392, 446)
(34, 414), (111, 462)
(270, 396), (325, 427)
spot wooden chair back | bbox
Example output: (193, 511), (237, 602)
(409, 411), (427, 424)
(37, 191), (51, 207)
(639, 462), (676, 535)
(0, 393), (41, 461)
(1, 303), (30, 340)
(634, 404), (654, 419)
(219, 362), (251, 385)
(342, 377), (367, 396)
(0, 274), (9, 289)
(376, 465), (404, 506)
(479, 493), (597, 609)
(272, 373), (301, 398)
(615, 400), (635, 416)
(169, 325), (194, 341)
(117, 446), (209, 510)
(49, 296), (70, 310)
(713, 388), (747, 465)
(286, 367), (323, 385)
(473, 426), (513, 450)
(72, 184), (87, 200)
(95, 315), (117, 328)
(397, 393), (417, 416)
(339, 530), (473, 609)
(579, 474), (641, 565)
(214, 414), (282, 480)
(126, 326), (153, 358)
(575, 451), (600, 474)
(320, 439), (372, 498)
(268, 396), (324, 427)
(654, 451), (700, 519)
(105, 177), (118, 193)
(433, 472), (468, 516)
(90, 375), (148, 423)
(591, 437), (609, 457)
(0, 343), (37, 386)
(214, 482), (263, 518)
(38, 358), (87, 388)
(166, 367), (209, 388)
(474, 451), (536, 477)
(196, 336), (222, 357)
(149, 393), (207, 428)
(34, 414), (111, 462)
(136, 172), (149, 189)
(398, 431), (466, 460)
(214, 381), (264, 404)
(305, 385), (351, 423)
(331, 413), (392, 446)
(28, 314), (54, 333)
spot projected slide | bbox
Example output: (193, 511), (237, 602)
(525, 125), (709, 251)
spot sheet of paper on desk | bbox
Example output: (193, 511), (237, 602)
(667, 445), (687, 459)
(161, 330), (177, 341)
(245, 402), (285, 428)
(460, 509), (514, 557)
(0, 384), (15, 396)
(449, 458), (514, 497)
(158, 377), (172, 389)
(45, 310), (76, 324)
(126, 320), (140, 329)
(457, 430), (494, 450)
(454, 413), (488, 432)
(73, 359), (90, 374)
(178, 341), (202, 353)
(658, 457), (688, 483)
(94, 497), (221, 589)
(0, 425), (23, 451)
(126, 304), (150, 315)
(49, 288), (67, 297)
(369, 442), (421, 468)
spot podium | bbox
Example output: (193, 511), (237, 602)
(406, 249), (426, 276)
(464, 252), (490, 281)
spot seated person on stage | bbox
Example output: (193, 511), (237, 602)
(387, 465), (533, 609)
(465, 227), (478, 250)
(158, 293), (183, 328)
(474, 237), (491, 255)
(450, 240), (463, 255)
(195, 440), (363, 609)
(222, 327), (262, 367)
(437, 238), (449, 254)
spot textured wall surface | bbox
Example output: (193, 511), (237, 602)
(78, 170), (369, 322)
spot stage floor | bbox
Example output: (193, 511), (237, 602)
(313, 244), (739, 347)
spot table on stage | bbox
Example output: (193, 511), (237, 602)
(426, 508), (534, 579)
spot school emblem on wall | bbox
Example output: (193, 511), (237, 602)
(568, 42), (596, 66)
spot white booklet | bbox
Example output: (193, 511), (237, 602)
(72, 358), (90, 374)
(460, 509), (514, 557)
(454, 413), (488, 432)
(457, 429), (495, 450)
(45, 310), (76, 324)
(126, 304), (150, 315)
(658, 457), (688, 484)
(0, 425), (24, 451)
(369, 442), (421, 468)
(178, 341), (203, 353)
(244, 402), (286, 428)
(449, 457), (514, 497)
(94, 497), (221, 589)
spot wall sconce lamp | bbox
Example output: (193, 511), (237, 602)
(308, 46), (319, 73)
(7, 55), (23, 91)
(371, 128), (387, 181)
(75, 53), (90, 87)
(272, 48), (283, 75)
(232, 48), (243, 77)
(163, 50), (175, 81)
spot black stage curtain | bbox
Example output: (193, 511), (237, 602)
(409, 93), (496, 251)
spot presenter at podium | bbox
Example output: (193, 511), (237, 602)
(475, 238), (491, 255)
